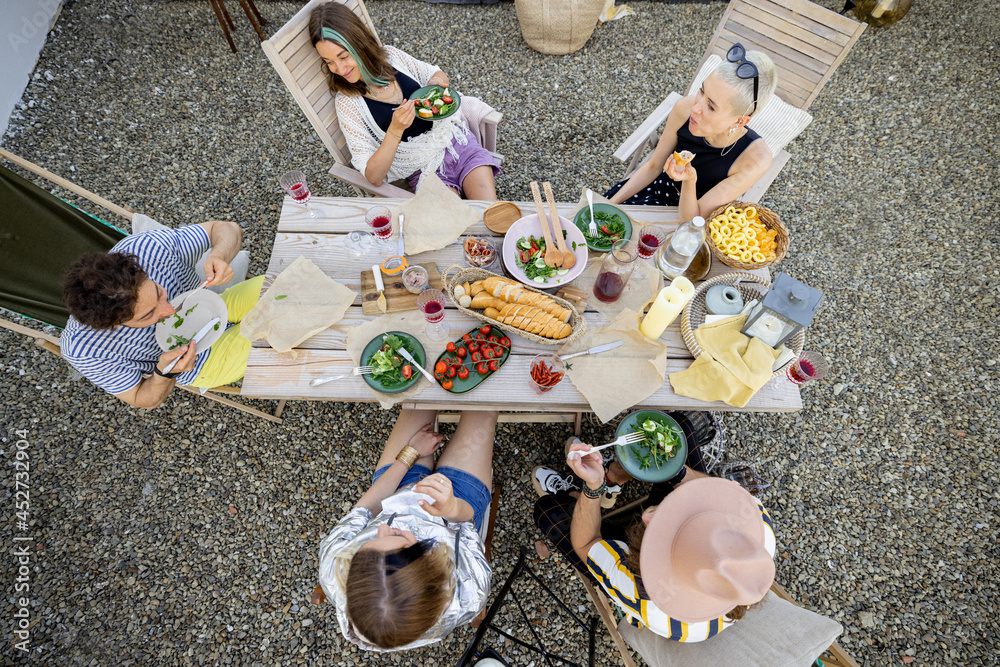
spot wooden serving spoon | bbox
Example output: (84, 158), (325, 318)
(543, 181), (575, 269)
(529, 181), (563, 268)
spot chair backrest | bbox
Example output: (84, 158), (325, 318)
(699, 0), (866, 109)
(262, 0), (380, 167)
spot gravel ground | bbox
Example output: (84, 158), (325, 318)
(2, 0), (998, 665)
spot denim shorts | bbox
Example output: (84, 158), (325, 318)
(373, 463), (492, 532)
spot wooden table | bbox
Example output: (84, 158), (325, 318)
(242, 197), (801, 421)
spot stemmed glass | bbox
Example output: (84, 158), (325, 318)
(786, 351), (830, 385)
(416, 288), (450, 341)
(279, 170), (317, 219)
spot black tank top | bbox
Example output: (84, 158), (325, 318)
(363, 71), (433, 142)
(674, 119), (763, 199)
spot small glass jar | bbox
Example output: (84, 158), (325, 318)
(401, 266), (429, 294)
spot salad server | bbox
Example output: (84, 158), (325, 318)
(397, 347), (436, 384)
(558, 339), (624, 362)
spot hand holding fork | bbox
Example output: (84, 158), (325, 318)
(568, 431), (645, 459)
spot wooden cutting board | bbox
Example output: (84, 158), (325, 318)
(360, 263), (443, 315)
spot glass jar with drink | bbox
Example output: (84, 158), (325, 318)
(656, 216), (706, 279)
(366, 205), (393, 241)
(594, 239), (639, 303)
(637, 225), (667, 260)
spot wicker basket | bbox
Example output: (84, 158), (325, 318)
(680, 272), (804, 378)
(444, 265), (586, 346)
(704, 201), (789, 271)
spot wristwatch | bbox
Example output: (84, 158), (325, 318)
(153, 366), (181, 380)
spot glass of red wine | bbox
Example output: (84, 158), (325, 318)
(637, 225), (667, 260)
(786, 351), (830, 385)
(279, 170), (318, 219)
(366, 205), (393, 242)
(416, 287), (450, 341)
(593, 239), (639, 303)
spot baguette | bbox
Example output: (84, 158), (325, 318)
(484, 307), (500, 320)
(471, 275), (575, 339)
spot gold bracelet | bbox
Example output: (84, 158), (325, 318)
(395, 445), (419, 469)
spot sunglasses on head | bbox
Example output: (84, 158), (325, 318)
(384, 538), (436, 574)
(726, 43), (759, 115)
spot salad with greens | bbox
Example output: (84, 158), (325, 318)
(369, 333), (417, 387)
(630, 418), (683, 470)
(576, 209), (628, 250)
(514, 233), (577, 284)
(412, 86), (458, 120)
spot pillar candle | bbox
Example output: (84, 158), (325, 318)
(671, 276), (695, 300)
(640, 286), (686, 339)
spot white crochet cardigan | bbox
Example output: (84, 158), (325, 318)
(335, 45), (469, 185)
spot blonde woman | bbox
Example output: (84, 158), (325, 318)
(318, 409), (497, 651)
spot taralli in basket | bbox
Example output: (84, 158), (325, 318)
(709, 204), (778, 264)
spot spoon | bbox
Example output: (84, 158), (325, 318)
(543, 181), (574, 269)
(529, 181), (563, 269)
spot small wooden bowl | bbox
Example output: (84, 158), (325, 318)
(704, 201), (789, 270)
(483, 201), (522, 234)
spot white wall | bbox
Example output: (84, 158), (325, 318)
(0, 0), (64, 138)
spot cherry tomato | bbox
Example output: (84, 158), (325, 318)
(471, 351), (483, 362)
(500, 336), (511, 348)
(520, 250), (531, 264)
(434, 361), (447, 374)
(456, 347), (468, 358)
(457, 366), (470, 380)
(476, 331), (487, 340)
(435, 371), (444, 380)
(493, 345), (504, 357)
(483, 347), (494, 360)
(446, 367), (457, 378)
(462, 333), (473, 342)
(442, 95), (453, 104)
(476, 362), (489, 375)
(442, 379), (454, 390)
(488, 359), (499, 372)
(432, 106), (440, 115)
(402, 365), (412, 379)
(468, 341), (479, 352)
(446, 342), (456, 353)
(480, 324), (492, 336)
(488, 335), (499, 344)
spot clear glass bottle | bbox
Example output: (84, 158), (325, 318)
(657, 216), (706, 279)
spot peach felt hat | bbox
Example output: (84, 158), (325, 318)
(639, 478), (775, 623)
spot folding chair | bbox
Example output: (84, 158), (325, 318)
(262, 0), (503, 198)
(613, 0), (866, 203)
(580, 495), (860, 667)
(0, 148), (286, 424)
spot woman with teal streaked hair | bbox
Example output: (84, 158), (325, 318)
(309, 2), (500, 200)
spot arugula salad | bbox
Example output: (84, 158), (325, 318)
(369, 333), (417, 387)
(413, 86), (458, 120)
(577, 209), (628, 250)
(630, 418), (683, 470)
(514, 233), (577, 284)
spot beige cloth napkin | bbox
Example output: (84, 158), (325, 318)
(393, 173), (480, 255)
(240, 256), (355, 355)
(574, 254), (662, 321)
(559, 308), (667, 423)
(346, 310), (448, 409)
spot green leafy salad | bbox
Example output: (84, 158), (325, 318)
(369, 334), (416, 386)
(514, 233), (576, 284)
(577, 209), (628, 250)
(630, 418), (683, 470)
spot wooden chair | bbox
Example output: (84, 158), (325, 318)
(579, 496), (859, 667)
(209, 0), (267, 53)
(261, 0), (503, 198)
(613, 0), (866, 203)
(0, 148), (286, 424)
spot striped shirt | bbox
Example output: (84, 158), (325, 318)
(61, 225), (212, 395)
(586, 497), (776, 643)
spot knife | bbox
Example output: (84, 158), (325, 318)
(162, 317), (221, 374)
(372, 264), (387, 314)
(558, 339), (624, 362)
(397, 213), (405, 258)
(397, 347), (436, 385)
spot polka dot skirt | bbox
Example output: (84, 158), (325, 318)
(604, 173), (680, 207)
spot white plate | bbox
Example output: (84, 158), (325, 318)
(154, 289), (229, 352)
(501, 214), (589, 289)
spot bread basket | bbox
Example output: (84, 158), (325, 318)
(704, 201), (789, 270)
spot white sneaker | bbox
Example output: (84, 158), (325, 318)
(532, 466), (580, 497)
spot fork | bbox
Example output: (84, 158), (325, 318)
(309, 366), (373, 386)
(586, 188), (598, 238)
(568, 431), (646, 459)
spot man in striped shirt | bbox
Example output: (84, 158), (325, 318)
(60, 221), (250, 409)
(536, 441), (776, 643)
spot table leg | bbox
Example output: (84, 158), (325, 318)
(208, 0), (237, 53)
(234, 0), (266, 41)
(244, 0), (266, 27)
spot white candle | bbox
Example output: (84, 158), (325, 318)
(640, 286), (687, 339)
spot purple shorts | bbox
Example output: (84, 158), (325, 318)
(407, 128), (501, 193)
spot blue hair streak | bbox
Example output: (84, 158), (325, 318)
(321, 27), (389, 90)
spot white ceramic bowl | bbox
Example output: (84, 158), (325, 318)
(501, 214), (589, 289)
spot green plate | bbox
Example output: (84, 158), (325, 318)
(409, 85), (461, 121)
(614, 410), (687, 483)
(433, 326), (512, 394)
(360, 331), (426, 395)
(573, 203), (633, 252)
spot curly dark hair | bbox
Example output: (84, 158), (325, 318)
(61, 252), (149, 329)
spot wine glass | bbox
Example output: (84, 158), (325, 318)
(416, 288), (450, 341)
(279, 170), (318, 219)
(366, 205), (393, 241)
(786, 351), (830, 385)
(637, 225), (667, 259)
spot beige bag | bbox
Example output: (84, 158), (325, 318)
(515, 0), (604, 55)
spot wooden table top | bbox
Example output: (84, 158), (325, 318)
(241, 196), (801, 413)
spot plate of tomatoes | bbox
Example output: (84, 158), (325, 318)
(432, 324), (512, 393)
(409, 85), (461, 121)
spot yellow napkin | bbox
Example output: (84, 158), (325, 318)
(393, 173), (480, 255)
(668, 315), (781, 407)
